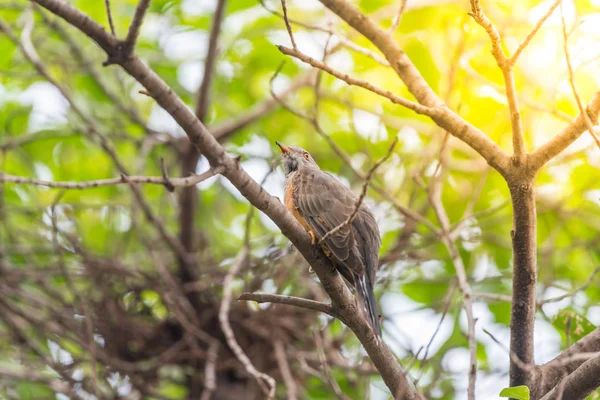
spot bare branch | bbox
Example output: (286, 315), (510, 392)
(316, 0), (510, 174)
(199, 342), (219, 400)
(529, 92), (600, 170)
(0, 168), (223, 190)
(274, 341), (298, 400)
(281, 0), (297, 50)
(534, 328), (600, 398)
(125, 0), (151, 50)
(388, 0), (408, 34)
(417, 174), (477, 400)
(540, 265), (600, 305)
(468, 1), (506, 63)
(539, 354), (600, 400)
(314, 331), (352, 400)
(508, 0), (562, 65)
(178, 0), (228, 301)
(29, 1), (422, 396)
(560, 4), (600, 150)
(219, 249), (276, 399)
(278, 45), (440, 117)
(469, 0), (525, 162)
(238, 293), (336, 317)
(103, 0), (116, 36)
(211, 71), (315, 141)
(195, 0), (227, 120)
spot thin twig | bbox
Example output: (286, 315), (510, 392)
(104, 0), (116, 36)
(469, 0), (525, 162)
(417, 171), (477, 400)
(278, 45), (439, 117)
(319, 136), (398, 245)
(388, 0), (407, 33)
(281, 0), (297, 49)
(560, 3), (600, 150)
(508, 0), (562, 65)
(160, 158), (175, 192)
(238, 293), (336, 317)
(219, 249), (276, 399)
(199, 342), (219, 400)
(314, 331), (352, 400)
(124, 0), (151, 49)
(274, 341), (298, 400)
(539, 265), (600, 305)
(0, 167), (224, 190)
(195, 0), (227, 120)
(415, 283), (456, 382)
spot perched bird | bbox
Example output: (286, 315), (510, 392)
(276, 141), (382, 336)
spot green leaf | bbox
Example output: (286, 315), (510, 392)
(499, 385), (530, 400)
(16, 382), (55, 400)
(552, 308), (597, 344)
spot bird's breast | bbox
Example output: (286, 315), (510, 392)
(284, 175), (312, 233)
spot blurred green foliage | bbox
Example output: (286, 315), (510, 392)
(1, 0), (600, 399)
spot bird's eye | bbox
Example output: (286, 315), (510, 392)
(303, 153), (310, 160)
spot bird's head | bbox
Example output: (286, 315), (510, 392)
(276, 141), (319, 176)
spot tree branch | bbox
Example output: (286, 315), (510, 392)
(507, 179), (537, 388)
(124, 0), (150, 50)
(0, 168), (223, 190)
(539, 354), (600, 400)
(508, 0), (562, 66)
(238, 293), (336, 317)
(388, 0), (407, 33)
(103, 0), (116, 36)
(533, 328), (600, 399)
(417, 172), (477, 400)
(274, 340), (298, 400)
(211, 71), (315, 142)
(316, 0), (510, 174)
(178, 0), (228, 302)
(560, 4), (600, 150)
(219, 249), (276, 399)
(30, 1), (421, 397)
(195, 0), (227, 120)
(469, 0), (525, 163)
(278, 45), (439, 117)
(529, 92), (600, 170)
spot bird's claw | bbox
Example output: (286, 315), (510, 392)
(309, 231), (317, 245)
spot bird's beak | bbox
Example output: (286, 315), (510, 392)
(275, 141), (291, 154)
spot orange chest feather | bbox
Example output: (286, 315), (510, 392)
(285, 181), (311, 232)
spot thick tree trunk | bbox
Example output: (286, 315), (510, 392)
(508, 176), (537, 389)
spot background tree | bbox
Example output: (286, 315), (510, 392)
(1, 0), (599, 399)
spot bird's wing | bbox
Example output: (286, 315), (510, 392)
(294, 170), (361, 270)
(353, 207), (381, 283)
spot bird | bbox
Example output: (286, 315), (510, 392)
(276, 141), (382, 336)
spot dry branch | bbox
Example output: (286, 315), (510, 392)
(219, 249), (276, 399)
(0, 168), (224, 190)
(316, 0), (510, 173)
(238, 293), (336, 317)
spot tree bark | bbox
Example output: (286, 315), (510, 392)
(508, 172), (537, 389)
(533, 327), (600, 399)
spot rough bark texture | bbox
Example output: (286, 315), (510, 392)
(539, 355), (600, 400)
(507, 172), (537, 389)
(29, 1), (422, 397)
(533, 327), (600, 399)
(23, 0), (600, 398)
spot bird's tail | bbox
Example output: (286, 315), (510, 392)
(356, 274), (381, 337)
